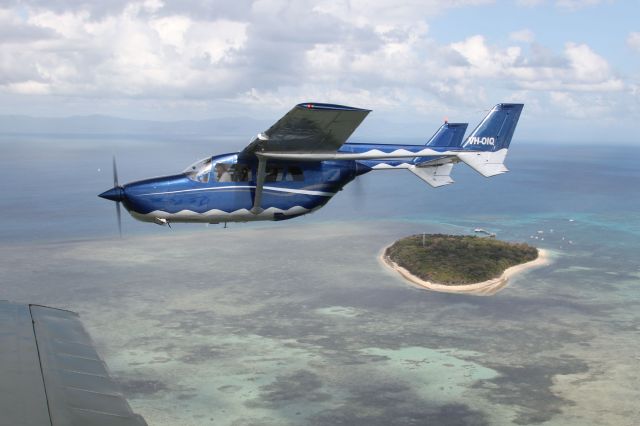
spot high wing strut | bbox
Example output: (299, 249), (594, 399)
(251, 155), (267, 214)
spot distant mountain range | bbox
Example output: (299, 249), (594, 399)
(0, 114), (432, 143)
(0, 114), (271, 137)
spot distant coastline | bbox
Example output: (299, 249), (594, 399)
(380, 244), (551, 296)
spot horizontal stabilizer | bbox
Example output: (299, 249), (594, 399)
(457, 150), (509, 177)
(409, 164), (454, 187)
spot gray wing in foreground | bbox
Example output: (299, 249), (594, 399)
(241, 102), (370, 155)
(0, 301), (147, 426)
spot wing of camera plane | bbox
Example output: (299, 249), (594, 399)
(0, 301), (147, 426)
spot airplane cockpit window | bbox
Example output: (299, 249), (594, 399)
(210, 155), (253, 183)
(230, 164), (252, 182)
(183, 157), (212, 183)
(214, 162), (232, 182)
(185, 155), (297, 184)
(184, 155), (253, 183)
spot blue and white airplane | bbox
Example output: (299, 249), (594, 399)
(99, 103), (523, 230)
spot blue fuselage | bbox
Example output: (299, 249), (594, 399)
(121, 157), (361, 224)
(114, 143), (442, 224)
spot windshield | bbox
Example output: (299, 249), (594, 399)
(184, 154), (252, 183)
(183, 157), (213, 183)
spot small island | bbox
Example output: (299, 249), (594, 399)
(381, 234), (550, 295)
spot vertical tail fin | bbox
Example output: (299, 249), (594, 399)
(408, 122), (468, 187)
(426, 122), (469, 148)
(457, 103), (523, 177)
(413, 122), (468, 166)
(461, 103), (523, 152)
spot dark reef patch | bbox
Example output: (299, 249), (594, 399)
(245, 370), (331, 409)
(116, 378), (170, 397)
(475, 357), (589, 424)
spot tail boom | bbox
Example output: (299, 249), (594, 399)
(260, 103), (523, 182)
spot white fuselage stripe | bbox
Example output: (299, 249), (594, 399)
(138, 185), (335, 197)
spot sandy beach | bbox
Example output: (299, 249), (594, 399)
(380, 246), (551, 296)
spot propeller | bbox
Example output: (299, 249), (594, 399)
(98, 156), (124, 237)
(113, 157), (122, 237)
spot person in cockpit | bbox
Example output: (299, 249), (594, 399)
(215, 163), (232, 182)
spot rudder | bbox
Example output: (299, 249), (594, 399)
(461, 103), (523, 152)
(457, 103), (523, 177)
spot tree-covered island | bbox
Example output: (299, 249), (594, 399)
(385, 234), (538, 285)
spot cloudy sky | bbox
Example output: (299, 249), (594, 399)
(0, 0), (638, 141)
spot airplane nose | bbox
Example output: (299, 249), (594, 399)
(98, 186), (125, 202)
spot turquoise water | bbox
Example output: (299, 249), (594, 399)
(0, 135), (638, 425)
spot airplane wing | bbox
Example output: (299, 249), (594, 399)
(241, 102), (370, 156)
(0, 301), (148, 426)
(242, 102), (370, 213)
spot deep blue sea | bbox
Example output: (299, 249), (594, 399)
(2, 134), (639, 243)
(1, 134), (638, 425)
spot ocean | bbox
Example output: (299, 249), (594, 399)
(0, 133), (638, 425)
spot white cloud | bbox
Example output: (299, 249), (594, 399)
(516, 0), (610, 9)
(5, 80), (51, 94)
(0, 3), (249, 97)
(564, 42), (611, 82)
(555, 0), (607, 10)
(509, 29), (535, 43)
(0, 0), (633, 132)
(450, 35), (522, 78)
(548, 91), (613, 119)
(628, 32), (640, 53)
(313, 0), (493, 27)
(150, 15), (191, 49)
(447, 36), (623, 93)
(517, 0), (545, 6)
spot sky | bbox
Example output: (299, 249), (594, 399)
(0, 0), (638, 142)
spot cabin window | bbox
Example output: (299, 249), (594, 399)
(286, 166), (304, 182)
(231, 164), (252, 182)
(265, 166), (284, 182)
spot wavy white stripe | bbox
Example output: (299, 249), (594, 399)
(139, 185), (335, 197)
(130, 205), (312, 223)
(262, 148), (458, 160)
(371, 163), (412, 169)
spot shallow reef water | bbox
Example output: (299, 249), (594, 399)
(1, 218), (638, 426)
(0, 137), (638, 425)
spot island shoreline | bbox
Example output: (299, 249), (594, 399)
(379, 245), (551, 296)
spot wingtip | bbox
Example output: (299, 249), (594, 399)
(296, 102), (370, 112)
